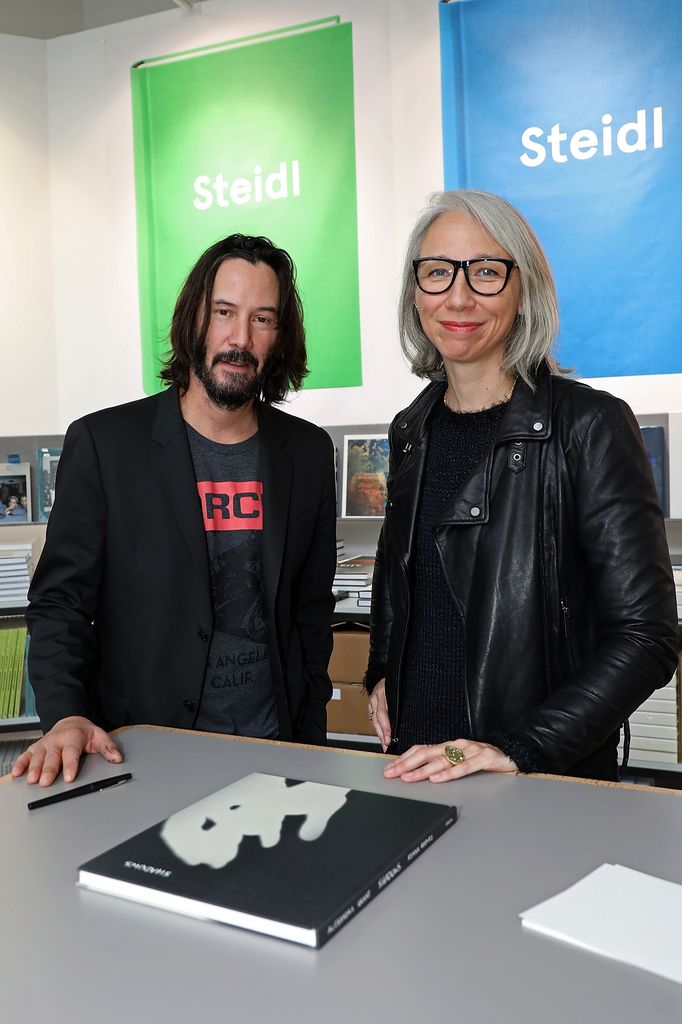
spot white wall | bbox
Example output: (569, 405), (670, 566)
(2, 0), (681, 492)
(0, 33), (58, 436)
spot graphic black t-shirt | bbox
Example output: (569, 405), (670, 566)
(186, 424), (278, 739)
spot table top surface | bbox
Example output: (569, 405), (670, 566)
(2, 726), (682, 1022)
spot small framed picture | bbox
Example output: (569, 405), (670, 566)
(0, 464), (32, 524)
(341, 434), (390, 519)
(36, 447), (63, 522)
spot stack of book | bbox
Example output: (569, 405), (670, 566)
(0, 626), (29, 721)
(332, 556), (374, 603)
(0, 542), (34, 609)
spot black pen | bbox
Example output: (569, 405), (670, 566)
(27, 772), (133, 810)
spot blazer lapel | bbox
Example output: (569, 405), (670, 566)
(147, 386), (210, 585)
(257, 403), (292, 622)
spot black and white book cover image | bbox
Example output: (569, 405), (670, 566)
(78, 773), (457, 948)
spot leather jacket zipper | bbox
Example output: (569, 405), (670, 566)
(561, 599), (577, 674)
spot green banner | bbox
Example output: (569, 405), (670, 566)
(131, 19), (361, 394)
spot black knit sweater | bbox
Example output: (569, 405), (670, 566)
(395, 399), (547, 774)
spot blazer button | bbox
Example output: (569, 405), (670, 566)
(197, 629), (210, 642)
(183, 699), (195, 711)
(386, 499), (394, 511)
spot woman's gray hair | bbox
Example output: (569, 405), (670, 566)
(398, 190), (562, 387)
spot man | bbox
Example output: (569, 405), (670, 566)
(13, 234), (337, 787)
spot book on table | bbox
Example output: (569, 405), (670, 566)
(78, 772), (456, 948)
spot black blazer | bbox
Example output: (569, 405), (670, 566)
(27, 386), (337, 743)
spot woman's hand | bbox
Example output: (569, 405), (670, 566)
(367, 679), (391, 752)
(383, 739), (517, 783)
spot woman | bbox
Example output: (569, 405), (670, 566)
(365, 190), (678, 783)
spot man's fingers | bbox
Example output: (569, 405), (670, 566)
(60, 741), (88, 784)
(23, 745), (48, 784)
(11, 750), (32, 778)
(89, 728), (123, 762)
(38, 747), (67, 786)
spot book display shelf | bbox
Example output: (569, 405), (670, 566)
(0, 434), (62, 772)
(0, 520), (47, 774)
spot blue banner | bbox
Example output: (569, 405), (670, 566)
(439, 0), (682, 378)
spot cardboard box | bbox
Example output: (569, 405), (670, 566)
(328, 627), (370, 684)
(327, 682), (374, 735)
(327, 627), (373, 735)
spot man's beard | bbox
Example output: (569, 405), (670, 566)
(192, 348), (266, 411)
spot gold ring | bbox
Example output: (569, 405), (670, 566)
(367, 709), (375, 722)
(443, 745), (465, 766)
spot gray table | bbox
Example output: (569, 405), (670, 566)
(2, 726), (681, 1021)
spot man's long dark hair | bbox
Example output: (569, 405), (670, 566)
(160, 234), (308, 403)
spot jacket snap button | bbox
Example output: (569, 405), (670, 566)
(532, 421), (543, 432)
(512, 452), (522, 462)
(470, 506), (481, 517)
(399, 420), (408, 429)
(386, 499), (394, 510)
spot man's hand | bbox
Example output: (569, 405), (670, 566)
(11, 716), (123, 787)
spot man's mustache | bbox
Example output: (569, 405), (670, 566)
(211, 350), (258, 370)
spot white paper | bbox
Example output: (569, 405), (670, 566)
(520, 863), (682, 985)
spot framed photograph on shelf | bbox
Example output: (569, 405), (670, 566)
(341, 434), (390, 518)
(36, 447), (62, 522)
(0, 463), (32, 524)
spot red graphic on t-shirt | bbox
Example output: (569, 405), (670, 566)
(196, 480), (264, 531)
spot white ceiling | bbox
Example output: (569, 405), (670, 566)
(0, 0), (193, 39)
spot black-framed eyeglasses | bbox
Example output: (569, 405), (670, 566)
(413, 257), (517, 296)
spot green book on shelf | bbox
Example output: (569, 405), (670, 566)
(10, 627), (27, 718)
(4, 629), (16, 719)
(22, 633), (36, 719)
(0, 629), (10, 720)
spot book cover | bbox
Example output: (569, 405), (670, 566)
(439, 0), (682, 378)
(341, 436), (389, 518)
(78, 773), (456, 948)
(131, 22), (361, 394)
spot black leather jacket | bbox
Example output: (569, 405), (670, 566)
(366, 364), (678, 778)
